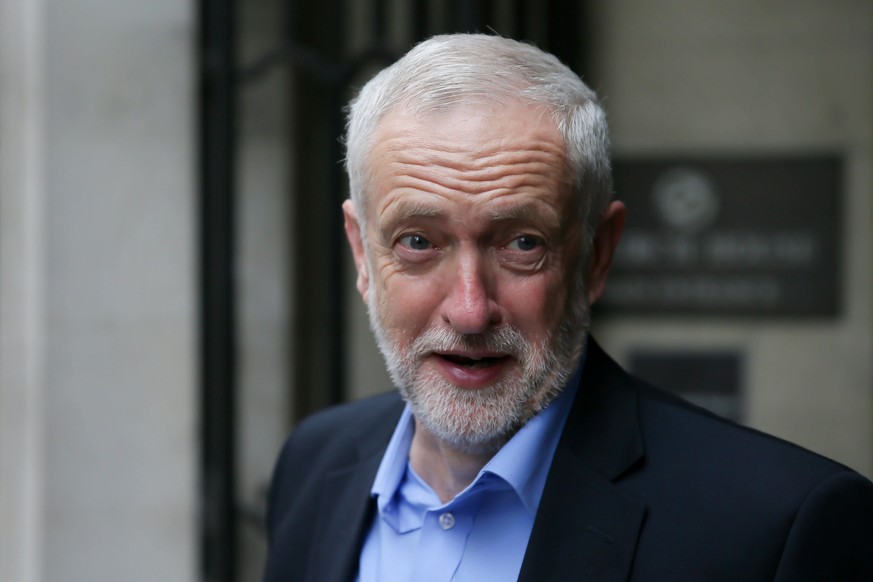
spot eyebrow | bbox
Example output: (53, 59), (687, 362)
(490, 204), (541, 221)
(379, 199), (445, 229)
(489, 203), (561, 229)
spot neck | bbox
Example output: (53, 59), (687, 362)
(408, 422), (504, 504)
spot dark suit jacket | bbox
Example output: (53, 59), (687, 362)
(263, 340), (873, 581)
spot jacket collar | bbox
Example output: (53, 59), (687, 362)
(519, 339), (647, 581)
(560, 339), (645, 480)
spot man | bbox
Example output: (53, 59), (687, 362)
(264, 34), (873, 581)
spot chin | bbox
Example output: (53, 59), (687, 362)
(399, 363), (566, 453)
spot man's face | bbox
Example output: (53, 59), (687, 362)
(344, 101), (596, 452)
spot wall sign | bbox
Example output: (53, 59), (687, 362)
(630, 350), (744, 422)
(599, 156), (841, 317)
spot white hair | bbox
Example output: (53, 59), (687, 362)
(343, 33), (613, 247)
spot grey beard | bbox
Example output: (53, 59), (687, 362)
(367, 276), (590, 453)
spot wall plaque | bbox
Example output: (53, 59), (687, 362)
(630, 350), (743, 422)
(599, 156), (841, 317)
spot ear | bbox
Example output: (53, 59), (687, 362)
(342, 199), (371, 304)
(586, 201), (626, 305)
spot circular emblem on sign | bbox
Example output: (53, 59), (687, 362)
(652, 166), (719, 233)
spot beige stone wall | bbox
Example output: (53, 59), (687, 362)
(1, 0), (198, 580)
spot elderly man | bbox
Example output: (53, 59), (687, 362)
(263, 34), (873, 581)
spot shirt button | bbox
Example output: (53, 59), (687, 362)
(438, 512), (455, 530)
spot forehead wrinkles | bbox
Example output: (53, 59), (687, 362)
(373, 133), (570, 199)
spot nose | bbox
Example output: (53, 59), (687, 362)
(441, 250), (499, 335)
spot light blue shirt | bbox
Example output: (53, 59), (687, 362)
(357, 362), (582, 582)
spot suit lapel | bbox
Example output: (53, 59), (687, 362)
(519, 340), (647, 581)
(304, 408), (400, 582)
(305, 456), (380, 582)
(518, 449), (646, 581)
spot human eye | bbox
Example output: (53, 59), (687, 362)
(505, 235), (543, 252)
(500, 234), (547, 271)
(397, 233), (434, 251)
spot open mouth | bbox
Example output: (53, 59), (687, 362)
(438, 354), (506, 369)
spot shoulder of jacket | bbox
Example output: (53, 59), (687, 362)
(282, 390), (403, 453)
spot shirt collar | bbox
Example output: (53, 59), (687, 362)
(370, 350), (585, 517)
(370, 404), (416, 516)
(482, 362), (581, 514)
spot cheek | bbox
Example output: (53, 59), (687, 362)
(375, 272), (444, 332)
(496, 273), (568, 338)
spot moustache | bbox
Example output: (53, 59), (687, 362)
(407, 325), (530, 362)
